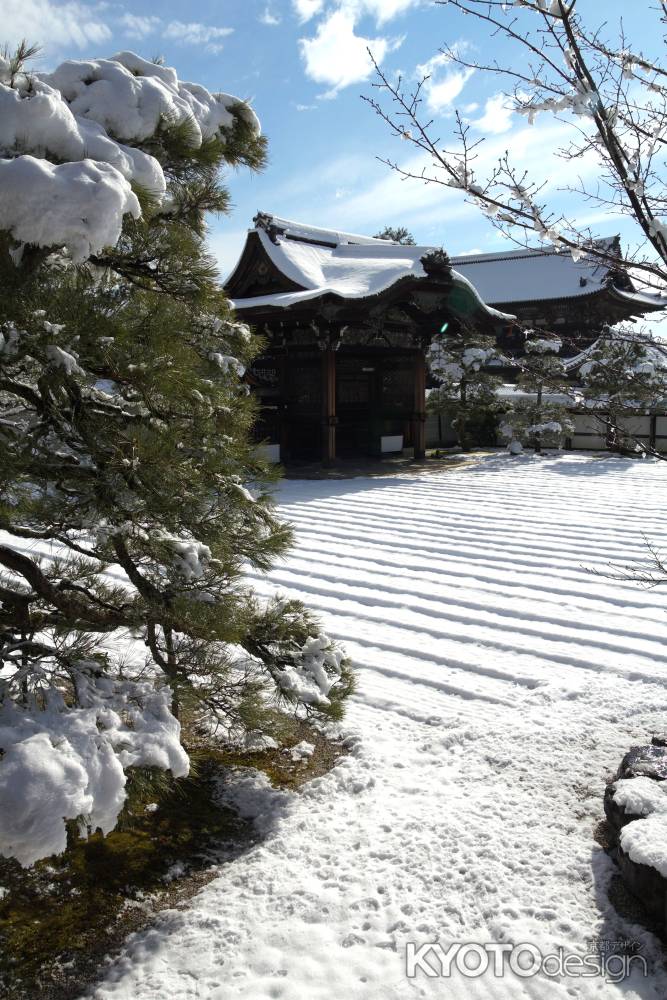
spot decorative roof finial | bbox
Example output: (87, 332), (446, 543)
(420, 247), (452, 279)
(253, 212), (287, 244)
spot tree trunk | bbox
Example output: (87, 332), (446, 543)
(164, 626), (180, 721)
(534, 383), (542, 454)
(459, 380), (471, 451)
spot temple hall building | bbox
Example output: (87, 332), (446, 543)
(225, 213), (665, 464)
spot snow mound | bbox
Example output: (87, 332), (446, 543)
(287, 740), (315, 761)
(612, 776), (667, 818)
(620, 813), (667, 878)
(215, 767), (292, 837)
(0, 669), (188, 867)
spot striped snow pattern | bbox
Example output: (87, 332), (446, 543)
(90, 453), (667, 1000)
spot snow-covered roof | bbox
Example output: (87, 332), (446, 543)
(562, 328), (667, 374)
(229, 214), (512, 320)
(257, 228), (429, 300)
(228, 215), (666, 317)
(450, 243), (665, 308)
(496, 384), (574, 405)
(251, 213), (391, 248)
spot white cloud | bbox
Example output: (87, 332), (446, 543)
(118, 13), (161, 40)
(259, 6), (281, 26)
(294, 0), (422, 24)
(347, 0), (424, 25)
(472, 93), (515, 135)
(162, 21), (234, 55)
(3, 0), (111, 51)
(299, 9), (401, 95)
(294, 0), (423, 96)
(416, 51), (474, 114)
(426, 69), (474, 113)
(293, 0), (325, 21)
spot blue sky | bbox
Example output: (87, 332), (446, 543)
(5, 0), (663, 282)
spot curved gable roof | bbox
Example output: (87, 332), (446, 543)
(227, 213), (512, 321)
(225, 213), (667, 318)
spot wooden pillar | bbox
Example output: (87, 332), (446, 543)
(650, 413), (657, 452)
(321, 347), (336, 465)
(278, 353), (290, 461)
(413, 349), (426, 461)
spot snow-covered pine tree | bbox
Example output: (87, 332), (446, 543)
(499, 332), (573, 455)
(577, 327), (667, 453)
(373, 226), (416, 245)
(0, 47), (352, 867)
(428, 330), (500, 451)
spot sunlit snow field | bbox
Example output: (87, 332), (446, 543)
(89, 452), (667, 1000)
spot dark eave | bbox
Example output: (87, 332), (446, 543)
(489, 282), (666, 317)
(232, 272), (511, 334)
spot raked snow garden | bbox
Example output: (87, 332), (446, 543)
(84, 453), (667, 1000)
(5, 3), (667, 999)
(7, 451), (667, 999)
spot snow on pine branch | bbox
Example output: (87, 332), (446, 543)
(0, 157), (140, 264)
(525, 336), (563, 354)
(157, 534), (215, 582)
(0, 50), (261, 262)
(428, 342), (496, 383)
(276, 635), (346, 709)
(0, 664), (188, 867)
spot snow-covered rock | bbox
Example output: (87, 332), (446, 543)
(604, 744), (667, 923)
